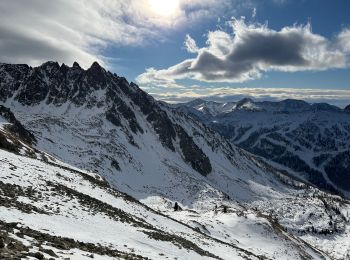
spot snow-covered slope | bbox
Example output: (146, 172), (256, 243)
(175, 98), (350, 196)
(0, 107), (333, 260)
(2, 148), (271, 260)
(1, 62), (350, 259)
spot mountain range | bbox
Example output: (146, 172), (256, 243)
(174, 98), (350, 197)
(1, 61), (350, 259)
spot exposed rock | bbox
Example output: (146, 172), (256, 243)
(39, 248), (58, 258)
(120, 84), (176, 151)
(30, 252), (45, 260)
(175, 125), (212, 176)
(73, 61), (81, 69)
(0, 237), (5, 248)
(106, 106), (122, 127)
(325, 151), (350, 190)
(0, 105), (36, 144)
(111, 159), (121, 171)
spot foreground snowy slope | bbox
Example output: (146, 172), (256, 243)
(2, 149), (267, 259)
(1, 61), (350, 259)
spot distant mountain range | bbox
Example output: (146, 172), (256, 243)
(1, 61), (350, 259)
(174, 98), (350, 196)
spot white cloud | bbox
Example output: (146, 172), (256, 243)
(337, 28), (350, 54)
(0, 0), (240, 68)
(137, 19), (350, 86)
(136, 67), (185, 89)
(184, 34), (199, 53)
(252, 7), (257, 19)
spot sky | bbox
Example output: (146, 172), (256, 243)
(0, 0), (350, 107)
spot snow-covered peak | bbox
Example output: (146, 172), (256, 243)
(234, 98), (263, 111)
(178, 98), (345, 115)
(175, 97), (264, 115)
(236, 97), (253, 106)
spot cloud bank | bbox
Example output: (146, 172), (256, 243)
(137, 19), (350, 86)
(150, 87), (350, 108)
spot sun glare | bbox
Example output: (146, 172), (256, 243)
(149, 0), (180, 17)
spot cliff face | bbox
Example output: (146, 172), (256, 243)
(0, 61), (212, 176)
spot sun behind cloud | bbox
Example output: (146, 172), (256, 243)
(149, 0), (180, 17)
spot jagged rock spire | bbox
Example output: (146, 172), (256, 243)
(72, 61), (81, 69)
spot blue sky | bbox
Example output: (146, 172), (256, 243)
(1, 0), (350, 106)
(110, 1), (350, 81)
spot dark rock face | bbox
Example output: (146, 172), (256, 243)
(105, 106), (122, 127)
(0, 63), (31, 102)
(0, 132), (21, 154)
(175, 125), (212, 176)
(110, 159), (121, 171)
(325, 151), (350, 190)
(107, 87), (143, 134)
(119, 82), (176, 151)
(345, 104), (350, 111)
(0, 105), (36, 144)
(0, 61), (213, 176)
(85, 62), (109, 90)
(234, 122), (348, 194)
(277, 99), (310, 111)
(0, 61), (108, 107)
(0, 62), (147, 136)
